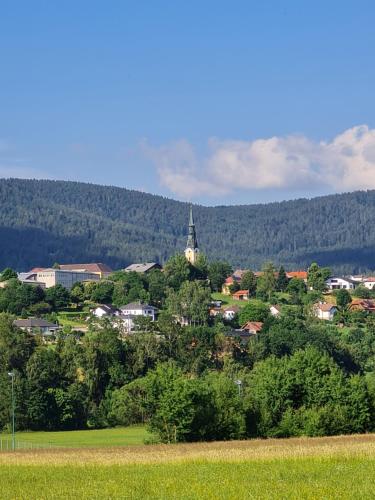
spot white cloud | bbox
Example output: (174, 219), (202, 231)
(144, 125), (375, 199)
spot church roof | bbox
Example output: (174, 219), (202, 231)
(186, 205), (198, 250)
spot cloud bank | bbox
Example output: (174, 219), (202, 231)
(144, 125), (375, 199)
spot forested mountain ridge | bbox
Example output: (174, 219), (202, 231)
(1, 178), (375, 272)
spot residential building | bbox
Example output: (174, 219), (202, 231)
(232, 290), (250, 301)
(124, 262), (162, 273)
(325, 277), (357, 290)
(222, 276), (239, 295)
(59, 263), (113, 279)
(314, 303), (337, 320)
(36, 269), (100, 290)
(349, 299), (375, 312)
(361, 278), (375, 290)
(223, 305), (240, 320)
(286, 271), (308, 282)
(241, 321), (263, 335)
(184, 205), (199, 265)
(91, 305), (120, 318)
(118, 302), (158, 332)
(14, 318), (61, 336)
(270, 305), (281, 316)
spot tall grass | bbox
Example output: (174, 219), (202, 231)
(0, 434), (374, 499)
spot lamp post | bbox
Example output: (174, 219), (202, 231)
(234, 379), (242, 397)
(7, 372), (15, 451)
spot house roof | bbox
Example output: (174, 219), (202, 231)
(94, 304), (119, 314)
(223, 305), (240, 313)
(120, 302), (157, 311)
(316, 303), (336, 312)
(363, 277), (375, 282)
(124, 262), (161, 273)
(241, 321), (263, 333)
(350, 299), (375, 311)
(287, 271), (308, 280)
(232, 290), (249, 297)
(14, 318), (59, 328)
(327, 276), (358, 284)
(30, 268), (46, 273)
(60, 263), (113, 274)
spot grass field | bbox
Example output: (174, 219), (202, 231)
(0, 434), (374, 499)
(2, 425), (150, 448)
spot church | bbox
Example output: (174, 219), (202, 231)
(185, 205), (199, 264)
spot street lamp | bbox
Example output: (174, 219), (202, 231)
(7, 372), (15, 451)
(234, 379), (242, 397)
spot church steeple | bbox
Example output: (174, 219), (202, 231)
(185, 205), (199, 264)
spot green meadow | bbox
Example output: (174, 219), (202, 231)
(2, 425), (150, 448)
(0, 434), (374, 499)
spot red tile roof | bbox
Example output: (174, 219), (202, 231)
(287, 271), (308, 280)
(232, 290), (250, 297)
(241, 321), (263, 333)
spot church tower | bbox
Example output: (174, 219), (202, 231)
(185, 205), (199, 264)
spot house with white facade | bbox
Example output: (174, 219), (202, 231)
(314, 303), (337, 321)
(325, 277), (357, 290)
(91, 305), (120, 318)
(270, 305), (281, 317)
(223, 305), (240, 320)
(118, 302), (158, 332)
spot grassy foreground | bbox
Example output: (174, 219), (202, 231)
(0, 434), (374, 499)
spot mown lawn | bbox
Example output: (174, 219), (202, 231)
(0, 434), (374, 499)
(2, 425), (150, 448)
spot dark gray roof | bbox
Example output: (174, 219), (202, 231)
(125, 263), (161, 273)
(120, 302), (157, 311)
(14, 318), (59, 328)
(95, 304), (119, 314)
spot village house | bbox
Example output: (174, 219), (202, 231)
(221, 276), (239, 295)
(232, 290), (250, 301)
(13, 318), (61, 336)
(314, 303), (337, 321)
(91, 305), (120, 318)
(270, 305), (281, 317)
(241, 321), (263, 335)
(117, 302), (158, 332)
(223, 305), (240, 320)
(325, 277), (357, 290)
(349, 299), (375, 313)
(286, 271), (308, 282)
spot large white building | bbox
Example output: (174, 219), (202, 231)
(325, 277), (357, 290)
(35, 268), (100, 289)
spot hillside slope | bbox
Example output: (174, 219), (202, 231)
(0, 178), (374, 272)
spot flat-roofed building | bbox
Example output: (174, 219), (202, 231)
(36, 268), (100, 290)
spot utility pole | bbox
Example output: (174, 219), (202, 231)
(8, 372), (15, 451)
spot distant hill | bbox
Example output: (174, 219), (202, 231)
(1, 178), (375, 273)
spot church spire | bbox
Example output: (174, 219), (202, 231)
(185, 204), (199, 264)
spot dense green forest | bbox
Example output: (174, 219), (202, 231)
(1, 178), (375, 272)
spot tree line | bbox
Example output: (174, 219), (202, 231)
(1, 178), (375, 272)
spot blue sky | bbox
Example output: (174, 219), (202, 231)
(1, 1), (375, 205)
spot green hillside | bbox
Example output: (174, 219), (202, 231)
(0, 178), (374, 272)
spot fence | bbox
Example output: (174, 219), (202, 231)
(0, 437), (58, 451)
